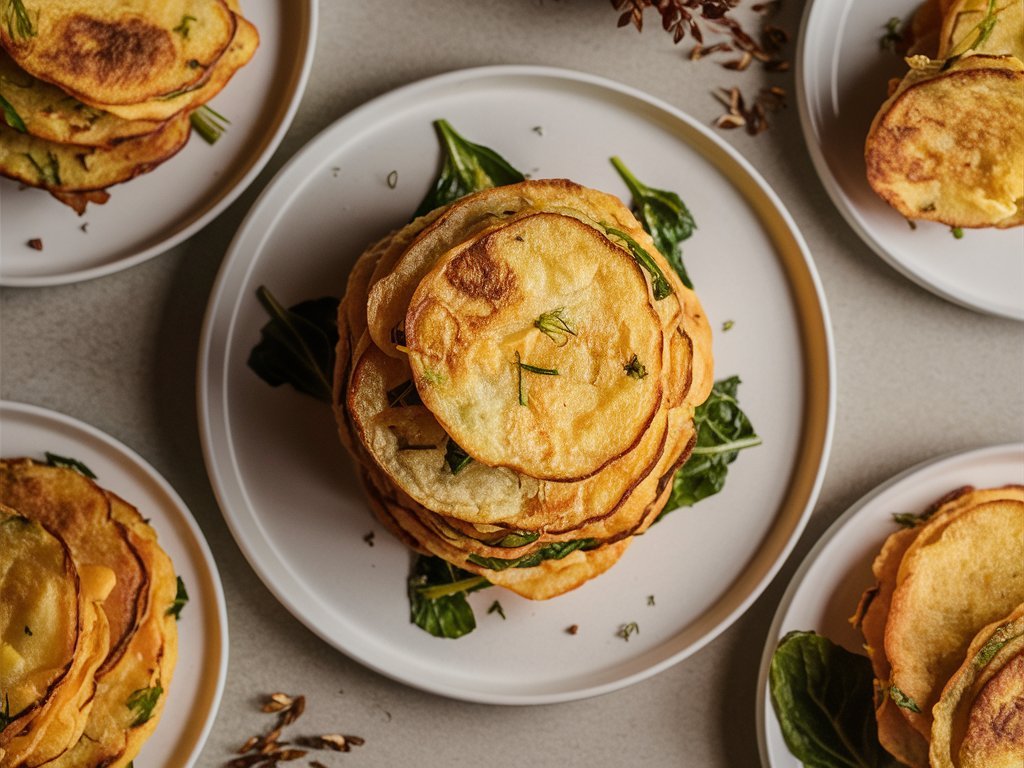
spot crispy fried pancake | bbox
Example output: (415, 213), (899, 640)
(87, 11), (258, 122)
(405, 212), (665, 481)
(884, 488), (1024, 741)
(0, 459), (147, 679)
(0, 50), (166, 146)
(0, 110), (189, 195)
(865, 54), (1024, 229)
(0, 0), (235, 105)
(930, 603), (1024, 768)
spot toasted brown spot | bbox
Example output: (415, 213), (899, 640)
(49, 14), (175, 87)
(444, 240), (517, 303)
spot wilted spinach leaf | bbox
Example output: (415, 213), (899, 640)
(663, 376), (761, 514)
(413, 119), (525, 218)
(769, 631), (899, 768)
(610, 156), (697, 289)
(467, 538), (597, 571)
(408, 555), (489, 639)
(45, 451), (97, 479)
(247, 286), (339, 404)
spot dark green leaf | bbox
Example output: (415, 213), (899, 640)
(413, 119), (526, 218)
(444, 438), (472, 474)
(166, 576), (188, 620)
(610, 156), (696, 289)
(408, 555), (489, 638)
(624, 354), (648, 380)
(45, 452), (97, 479)
(879, 16), (903, 51)
(891, 512), (920, 529)
(769, 631), (900, 768)
(487, 600), (506, 620)
(487, 530), (541, 548)
(24, 151), (60, 186)
(598, 222), (673, 300)
(467, 539), (597, 571)
(0, 92), (26, 133)
(662, 376), (761, 515)
(127, 684), (163, 727)
(247, 286), (339, 404)
(4, 0), (35, 40)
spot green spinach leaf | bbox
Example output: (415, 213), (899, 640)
(663, 376), (761, 514)
(467, 538), (597, 571)
(408, 555), (489, 639)
(610, 156), (697, 289)
(45, 452), (97, 479)
(247, 286), (339, 404)
(413, 119), (525, 218)
(769, 631), (899, 768)
(598, 222), (673, 301)
(444, 438), (472, 474)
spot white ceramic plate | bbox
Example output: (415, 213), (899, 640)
(757, 442), (1024, 766)
(797, 0), (1024, 320)
(199, 65), (834, 704)
(0, 0), (317, 287)
(0, 400), (228, 767)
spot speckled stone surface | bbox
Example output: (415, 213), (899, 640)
(2, 2), (1023, 766)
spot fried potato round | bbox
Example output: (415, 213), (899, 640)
(0, 505), (79, 740)
(405, 212), (665, 481)
(0, 0), (236, 106)
(884, 487), (1024, 741)
(0, 110), (190, 195)
(86, 11), (258, 123)
(865, 54), (1024, 229)
(930, 603), (1024, 768)
(0, 459), (148, 679)
(367, 179), (656, 359)
(0, 51), (167, 147)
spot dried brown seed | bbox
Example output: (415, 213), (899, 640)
(238, 735), (260, 754)
(566, 624), (579, 635)
(281, 695), (305, 725)
(346, 735), (366, 747)
(714, 113), (747, 129)
(27, 238), (43, 250)
(262, 693), (294, 713)
(272, 749), (307, 761)
(722, 51), (752, 70)
(310, 762), (329, 768)
(764, 58), (791, 72)
(690, 44), (703, 60)
(319, 734), (349, 751)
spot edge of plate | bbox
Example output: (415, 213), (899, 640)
(754, 441), (1024, 766)
(0, 399), (230, 766)
(794, 0), (1024, 322)
(197, 63), (835, 704)
(0, 0), (319, 288)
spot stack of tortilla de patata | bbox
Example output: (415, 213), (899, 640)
(864, 0), (1024, 229)
(0, 459), (179, 768)
(853, 484), (1024, 767)
(332, 178), (714, 600)
(0, 0), (257, 213)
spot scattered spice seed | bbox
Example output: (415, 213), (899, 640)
(618, 621), (640, 641)
(532, 125), (544, 136)
(27, 238), (42, 250)
(567, 624), (579, 635)
(722, 319), (735, 331)
(80, 222), (89, 233)
(386, 170), (398, 188)
(262, 693), (295, 713)
(310, 762), (329, 768)
(363, 531), (375, 546)
(647, 595), (656, 606)
(713, 85), (787, 135)
(488, 600), (506, 620)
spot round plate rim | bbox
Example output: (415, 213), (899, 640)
(198, 63), (836, 704)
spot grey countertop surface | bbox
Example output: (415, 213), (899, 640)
(2, 1), (1023, 766)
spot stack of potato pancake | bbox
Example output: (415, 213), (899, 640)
(853, 485), (1024, 767)
(0, 459), (179, 768)
(864, 0), (1023, 229)
(332, 179), (714, 600)
(0, 0), (257, 213)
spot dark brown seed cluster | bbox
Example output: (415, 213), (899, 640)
(226, 693), (365, 767)
(713, 85), (787, 135)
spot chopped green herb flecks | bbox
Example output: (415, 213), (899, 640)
(610, 156), (697, 289)
(444, 438), (473, 475)
(618, 622), (639, 641)
(488, 530), (541, 548)
(888, 685), (921, 712)
(414, 119), (526, 218)
(722, 320), (735, 332)
(647, 595), (655, 606)
(951, 227), (964, 239)
(599, 222), (673, 300)
(4, 0), (36, 40)
(24, 151), (60, 186)
(514, 351), (559, 406)
(534, 307), (577, 346)
(0, 92), (26, 133)
(892, 512), (921, 528)
(488, 600), (506, 620)
(624, 354), (648, 380)
(166, 576), (188, 620)
(190, 104), (229, 144)
(173, 14), (197, 38)
(127, 684), (163, 726)
(879, 16), (903, 51)
(45, 452), (97, 479)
